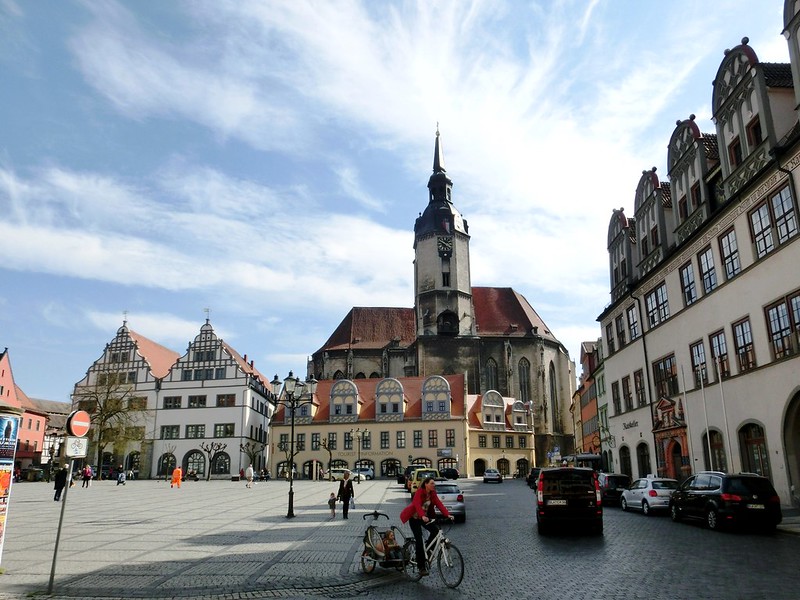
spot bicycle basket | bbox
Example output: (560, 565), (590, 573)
(364, 526), (385, 558)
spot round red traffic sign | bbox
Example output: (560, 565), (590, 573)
(67, 410), (91, 437)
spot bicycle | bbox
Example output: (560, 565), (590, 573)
(402, 517), (464, 588)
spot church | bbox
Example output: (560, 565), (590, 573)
(304, 131), (576, 467)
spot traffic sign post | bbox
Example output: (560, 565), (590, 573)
(66, 410), (91, 438)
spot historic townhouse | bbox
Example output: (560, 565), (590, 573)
(309, 131), (576, 474)
(271, 373), (537, 479)
(71, 320), (274, 479)
(598, 0), (800, 507)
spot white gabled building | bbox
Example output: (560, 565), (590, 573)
(598, 1), (800, 509)
(72, 320), (274, 479)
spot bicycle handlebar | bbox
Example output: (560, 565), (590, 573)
(362, 510), (390, 520)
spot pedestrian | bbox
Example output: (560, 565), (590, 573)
(336, 471), (355, 519)
(239, 468), (245, 480)
(117, 469), (126, 486)
(400, 476), (452, 577)
(171, 466), (182, 488)
(53, 466), (68, 502)
(245, 464), (254, 488)
(81, 465), (92, 488)
(328, 492), (337, 518)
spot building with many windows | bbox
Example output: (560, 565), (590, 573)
(598, 2), (800, 507)
(71, 320), (274, 479)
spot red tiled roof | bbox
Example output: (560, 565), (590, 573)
(221, 341), (270, 387)
(128, 330), (180, 379)
(15, 385), (48, 416)
(317, 307), (416, 352)
(273, 374), (465, 424)
(472, 287), (558, 342)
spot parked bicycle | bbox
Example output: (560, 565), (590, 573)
(402, 517), (464, 588)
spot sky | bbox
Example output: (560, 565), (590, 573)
(0, 0), (790, 402)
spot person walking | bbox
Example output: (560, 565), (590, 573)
(328, 492), (337, 518)
(245, 464), (254, 488)
(116, 464), (126, 486)
(81, 465), (92, 488)
(400, 477), (452, 576)
(53, 466), (68, 501)
(171, 466), (182, 488)
(336, 471), (355, 519)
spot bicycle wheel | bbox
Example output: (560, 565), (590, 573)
(402, 540), (422, 581)
(437, 541), (464, 588)
(360, 550), (376, 573)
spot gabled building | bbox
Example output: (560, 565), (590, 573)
(71, 320), (274, 479)
(598, 1), (800, 507)
(310, 131), (576, 474)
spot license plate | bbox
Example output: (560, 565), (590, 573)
(548, 499), (567, 506)
(747, 503), (765, 510)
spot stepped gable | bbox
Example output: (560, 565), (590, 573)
(128, 330), (181, 379)
(472, 287), (558, 342)
(317, 307), (415, 352)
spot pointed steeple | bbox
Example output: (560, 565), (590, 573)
(432, 125), (446, 175)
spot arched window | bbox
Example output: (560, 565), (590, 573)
(518, 358), (531, 403)
(619, 446), (632, 477)
(486, 358), (498, 392)
(702, 430), (728, 471)
(157, 453), (176, 477)
(211, 452), (230, 475)
(549, 362), (560, 432)
(636, 443), (651, 477)
(740, 423), (771, 480)
(437, 310), (459, 336)
(185, 450), (205, 476)
(333, 370), (345, 380)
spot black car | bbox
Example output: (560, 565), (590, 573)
(526, 467), (541, 488)
(536, 467), (603, 535)
(597, 473), (632, 506)
(398, 464), (427, 485)
(439, 467), (460, 480)
(670, 471), (782, 532)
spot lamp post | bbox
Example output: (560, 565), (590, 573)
(271, 371), (317, 518)
(350, 428), (369, 485)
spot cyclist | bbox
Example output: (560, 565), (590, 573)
(400, 477), (452, 576)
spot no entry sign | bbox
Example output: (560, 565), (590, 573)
(66, 410), (91, 437)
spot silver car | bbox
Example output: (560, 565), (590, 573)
(434, 480), (466, 523)
(620, 477), (679, 515)
(483, 468), (503, 483)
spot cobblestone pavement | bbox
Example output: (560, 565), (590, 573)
(1, 476), (798, 599)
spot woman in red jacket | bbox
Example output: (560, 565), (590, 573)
(400, 477), (452, 576)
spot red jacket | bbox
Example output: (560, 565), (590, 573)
(400, 487), (450, 523)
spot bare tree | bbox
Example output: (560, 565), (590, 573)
(199, 441), (227, 481)
(239, 441), (265, 470)
(319, 438), (333, 481)
(72, 369), (148, 479)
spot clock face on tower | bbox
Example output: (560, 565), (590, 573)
(437, 236), (453, 255)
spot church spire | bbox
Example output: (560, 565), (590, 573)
(433, 124), (446, 174)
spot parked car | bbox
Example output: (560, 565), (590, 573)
(329, 468), (356, 481)
(526, 467), (541, 488)
(399, 464), (427, 485)
(597, 473), (632, 506)
(408, 468), (440, 494)
(434, 479), (466, 523)
(536, 467), (603, 535)
(483, 468), (503, 483)
(669, 471), (782, 532)
(620, 477), (678, 515)
(353, 467), (374, 480)
(439, 467), (460, 480)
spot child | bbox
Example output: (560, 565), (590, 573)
(328, 492), (337, 518)
(383, 530), (402, 561)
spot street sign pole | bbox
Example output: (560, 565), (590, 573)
(47, 456), (73, 595)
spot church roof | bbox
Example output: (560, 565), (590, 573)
(472, 287), (559, 343)
(128, 330), (181, 379)
(317, 307), (416, 352)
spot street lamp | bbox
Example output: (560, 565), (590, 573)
(271, 371), (317, 518)
(350, 428), (369, 485)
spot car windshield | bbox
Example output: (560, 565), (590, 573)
(606, 476), (630, 486)
(436, 485), (460, 494)
(652, 480), (678, 490)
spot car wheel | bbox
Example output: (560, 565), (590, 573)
(456, 515), (466, 523)
(642, 500), (650, 516)
(620, 497), (628, 512)
(670, 504), (681, 522)
(537, 521), (549, 535)
(483, 479), (488, 483)
(706, 508), (719, 530)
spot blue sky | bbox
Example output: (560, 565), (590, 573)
(0, 0), (788, 401)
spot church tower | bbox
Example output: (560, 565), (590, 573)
(413, 130), (476, 341)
